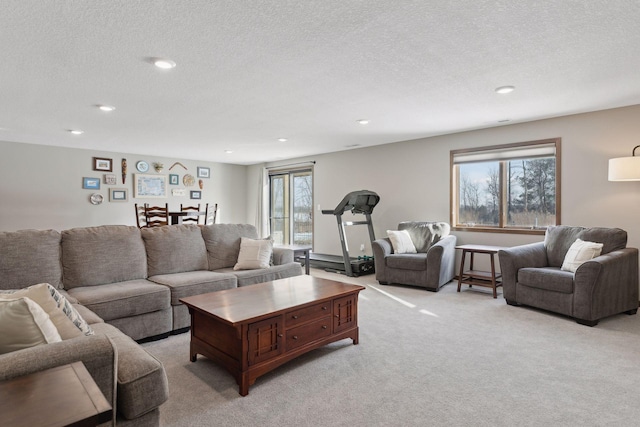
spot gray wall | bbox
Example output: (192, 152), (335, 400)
(0, 141), (247, 231)
(246, 105), (640, 271)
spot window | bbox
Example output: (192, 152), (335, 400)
(269, 167), (313, 245)
(451, 138), (561, 234)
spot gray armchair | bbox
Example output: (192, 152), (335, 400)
(498, 225), (639, 326)
(372, 222), (456, 291)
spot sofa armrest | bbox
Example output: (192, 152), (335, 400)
(426, 234), (457, 288)
(498, 242), (547, 301)
(0, 334), (117, 426)
(573, 247), (639, 321)
(272, 247), (294, 265)
(372, 238), (393, 282)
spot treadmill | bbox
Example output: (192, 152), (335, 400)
(307, 190), (380, 277)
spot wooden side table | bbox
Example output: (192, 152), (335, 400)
(455, 244), (506, 298)
(0, 361), (112, 427)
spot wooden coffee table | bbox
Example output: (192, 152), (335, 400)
(180, 275), (365, 396)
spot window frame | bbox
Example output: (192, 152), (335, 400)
(268, 166), (314, 246)
(450, 138), (561, 235)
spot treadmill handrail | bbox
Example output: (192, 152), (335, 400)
(321, 190), (380, 216)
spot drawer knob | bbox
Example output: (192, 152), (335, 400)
(292, 335), (298, 340)
(292, 315), (299, 319)
(334, 314), (339, 318)
(278, 333), (283, 338)
(322, 306), (328, 310)
(322, 325), (327, 329)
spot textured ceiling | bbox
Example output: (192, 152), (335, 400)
(1, 1), (639, 165)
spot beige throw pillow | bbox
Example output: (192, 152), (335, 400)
(0, 297), (62, 354)
(561, 238), (604, 273)
(0, 283), (93, 339)
(387, 230), (417, 254)
(234, 237), (274, 270)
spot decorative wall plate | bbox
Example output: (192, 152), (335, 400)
(136, 161), (149, 172)
(90, 193), (104, 205)
(183, 174), (195, 187)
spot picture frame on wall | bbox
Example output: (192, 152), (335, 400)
(190, 190), (202, 200)
(197, 167), (210, 178)
(134, 174), (167, 198)
(93, 157), (113, 172)
(169, 174), (179, 185)
(104, 174), (117, 185)
(109, 188), (128, 202)
(82, 177), (100, 190)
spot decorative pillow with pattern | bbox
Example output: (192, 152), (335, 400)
(0, 283), (93, 338)
(234, 237), (274, 270)
(387, 230), (417, 254)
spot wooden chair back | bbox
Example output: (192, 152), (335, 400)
(144, 203), (169, 227)
(180, 203), (202, 224)
(134, 203), (147, 228)
(205, 203), (218, 225)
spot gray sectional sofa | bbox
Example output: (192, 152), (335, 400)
(0, 223), (302, 426)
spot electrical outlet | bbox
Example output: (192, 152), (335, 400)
(360, 243), (365, 252)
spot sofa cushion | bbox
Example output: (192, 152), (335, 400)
(234, 237), (273, 270)
(91, 323), (169, 420)
(578, 227), (627, 255)
(148, 271), (237, 305)
(73, 303), (104, 325)
(0, 283), (92, 339)
(387, 230), (417, 254)
(202, 224), (259, 270)
(386, 253), (428, 271)
(62, 226), (147, 288)
(518, 267), (574, 293)
(0, 229), (62, 290)
(215, 263), (303, 286)
(141, 225), (209, 276)
(0, 297), (62, 354)
(66, 280), (170, 322)
(398, 222), (450, 253)
(561, 239), (603, 273)
(544, 226), (584, 267)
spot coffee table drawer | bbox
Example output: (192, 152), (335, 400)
(286, 316), (332, 350)
(286, 301), (331, 328)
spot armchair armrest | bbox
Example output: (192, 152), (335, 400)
(426, 234), (457, 287)
(498, 242), (547, 301)
(0, 334), (117, 426)
(272, 247), (294, 265)
(573, 248), (639, 321)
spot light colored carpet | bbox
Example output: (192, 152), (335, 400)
(143, 269), (640, 426)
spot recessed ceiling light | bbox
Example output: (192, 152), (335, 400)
(152, 58), (177, 69)
(69, 129), (84, 135)
(495, 86), (515, 94)
(356, 119), (370, 125)
(224, 150), (233, 154)
(97, 105), (116, 112)
(277, 138), (288, 142)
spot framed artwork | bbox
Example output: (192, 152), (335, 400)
(82, 177), (100, 190)
(172, 188), (186, 197)
(104, 174), (117, 185)
(169, 174), (179, 185)
(109, 188), (128, 202)
(134, 174), (167, 198)
(93, 157), (113, 172)
(197, 167), (210, 178)
(190, 190), (202, 200)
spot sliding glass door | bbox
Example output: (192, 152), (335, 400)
(269, 168), (313, 246)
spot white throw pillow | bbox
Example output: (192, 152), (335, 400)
(387, 230), (417, 254)
(0, 283), (93, 338)
(561, 238), (604, 273)
(234, 237), (274, 270)
(0, 297), (62, 354)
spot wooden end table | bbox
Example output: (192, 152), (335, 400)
(0, 361), (112, 427)
(180, 275), (364, 396)
(276, 244), (312, 274)
(456, 244), (506, 298)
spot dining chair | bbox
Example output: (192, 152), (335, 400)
(144, 203), (169, 227)
(205, 203), (218, 225)
(180, 203), (202, 224)
(134, 203), (147, 228)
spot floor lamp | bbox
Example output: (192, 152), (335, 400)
(609, 145), (640, 181)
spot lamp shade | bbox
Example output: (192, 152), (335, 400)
(608, 156), (640, 181)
